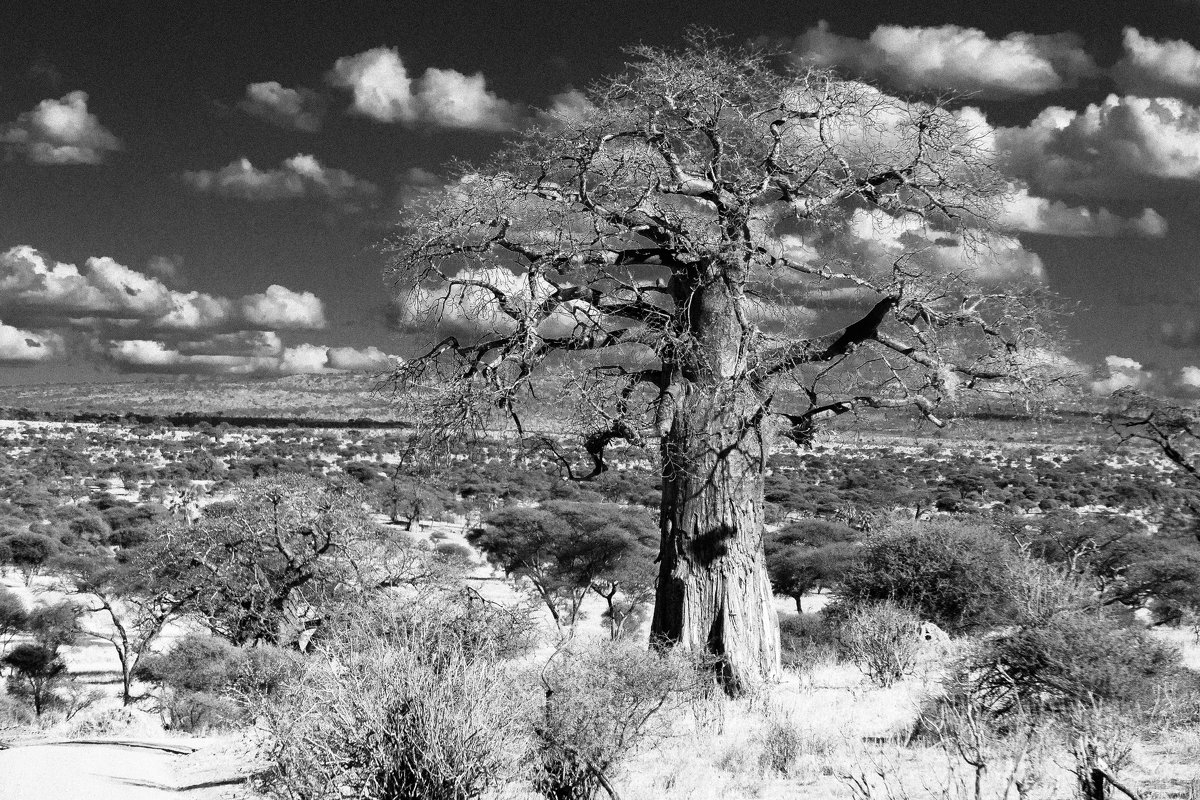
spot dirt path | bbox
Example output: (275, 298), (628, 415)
(0, 741), (250, 800)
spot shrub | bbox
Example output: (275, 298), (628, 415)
(534, 640), (708, 800)
(434, 541), (474, 564)
(778, 613), (837, 669)
(323, 590), (541, 666)
(134, 634), (301, 731)
(963, 610), (1187, 718)
(754, 707), (802, 776)
(135, 635), (241, 695)
(263, 596), (535, 800)
(837, 520), (1021, 633)
(0, 694), (34, 726)
(838, 602), (923, 687)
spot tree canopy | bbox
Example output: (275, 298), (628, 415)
(469, 500), (657, 630)
(387, 35), (1050, 452)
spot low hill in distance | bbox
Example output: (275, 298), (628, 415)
(0, 375), (1119, 446)
(0, 374), (407, 427)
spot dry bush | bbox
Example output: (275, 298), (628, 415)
(65, 706), (161, 739)
(839, 602), (923, 687)
(964, 611), (1184, 719)
(322, 587), (541, 666)
(534, 640), (709, 800)
(57, 679), (104, 723)
(779, 613), (839, 672)
(0, 694), (34, 726)
(836, 520), (1023, 634)
(135, 634), (304, 732)
(263, 592), (539, 800)
(754, 705), (804, 777)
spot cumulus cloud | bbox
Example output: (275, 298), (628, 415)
(0, 245), (395, 377)
(0, 246), (325, 333)
(792, 21), (1097, 97)
(540, 89), (593, 125)
(998, 95), (1200, 197)
(327, 47), (519, 130)
(0, 90), (121, 164)
(1180, 365), (1200, 388)
(327, 345), (393, 371)
(842, 208), (1046, 282)
(997, 188), (1168, 237)
(105, 339), (394, 376)
(1113, 28), (1200, 100)
(239, 285), (326, 330)
(182, 154), (380, 211)
(389, 267), (593, 337)
(1, 246), (177, 320)
(240, 81), (326, 131)
(0, 320), (65, 364)
(1090, 355), (1152, 395)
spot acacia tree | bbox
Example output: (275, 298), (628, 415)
(765, 519), (860, 614)
(386, 37), (1051, 691)
(147, 476), (381, 646)
(469, 500), (656, 631)
(55, 551), (196, 706)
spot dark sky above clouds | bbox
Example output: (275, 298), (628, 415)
(3, 0), (1200, 394)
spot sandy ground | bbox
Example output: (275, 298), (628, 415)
(0, 743), (189, 800)
(0, 736), (265, 800)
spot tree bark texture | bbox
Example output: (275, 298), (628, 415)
(650, 270), (781, 692)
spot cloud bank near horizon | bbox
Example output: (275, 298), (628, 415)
(0, 246), (395, 376)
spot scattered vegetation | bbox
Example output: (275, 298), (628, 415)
(4, 387), (1200, 799)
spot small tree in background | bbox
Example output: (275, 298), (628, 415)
(3, 643), (66, 718)
(764, 519), (860, 613)
(3, 600), (80, 717)
(0, 587), (27, 654)
(1017, 513), (1200, 624)
(0, 532), (59, 584)
(55, 550), (196, 706)
(378, 477), (450, 530)
(470, 501), (657, 631)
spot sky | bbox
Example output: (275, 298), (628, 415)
(3, 0), (1200, 396)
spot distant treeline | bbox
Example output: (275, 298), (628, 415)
(0, 397), (1102, 437)
(0, 407), (412, 430)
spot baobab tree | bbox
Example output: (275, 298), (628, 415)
(385, 35), (1053, 692)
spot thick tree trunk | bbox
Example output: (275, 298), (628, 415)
(650, 381), (781, 693)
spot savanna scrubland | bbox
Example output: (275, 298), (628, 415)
(2, 408), (1200, 800)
